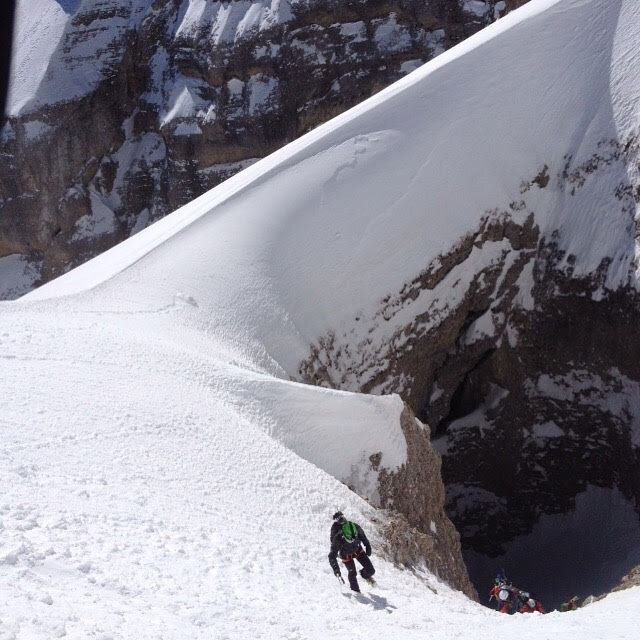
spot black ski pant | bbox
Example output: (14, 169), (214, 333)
(344, 554), (375, 592)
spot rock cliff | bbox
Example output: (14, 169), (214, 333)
(376, 404), (477, 599)
(297, 134), (640, 597)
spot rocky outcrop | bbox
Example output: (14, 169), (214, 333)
(0, 0), (527, 298)
(375, 404), (477, 599)
(582, 564), (640, 607)
(298, 203), (541, 417)
(609, 565), (640, 594)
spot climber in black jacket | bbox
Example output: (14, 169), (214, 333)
(328, 511), (375, 592)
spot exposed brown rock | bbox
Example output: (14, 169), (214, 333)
(610, 565), (640, 594)
(377, 405), (477, 599)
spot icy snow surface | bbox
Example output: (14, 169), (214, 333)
(3, 0), (640, 637)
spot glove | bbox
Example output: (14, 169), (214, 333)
(365, 546), (372, 557)
(334, 568), (341, 577)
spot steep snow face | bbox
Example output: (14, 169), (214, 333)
(9, 0), (150, 114)
(8, 0), (70, 115)
(0, 302), (432, 639)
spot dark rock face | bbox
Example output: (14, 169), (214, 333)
(297, 135), (640, 593)
(376, 404), (477, 599)
(0, 0), (524, 298)
(441, 277), (640, 557)
(581, 564), (640, 607)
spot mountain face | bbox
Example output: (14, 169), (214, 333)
(4, 0), (640, 615)
(0, 0), (526, 299)
(282, 0), (639, 606)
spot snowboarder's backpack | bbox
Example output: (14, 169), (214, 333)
(341, 521), (358, 541)
(561, 596), (579, 611)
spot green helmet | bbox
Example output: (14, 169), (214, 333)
(342, 521), (358, 540)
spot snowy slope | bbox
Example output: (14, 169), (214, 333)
(0, 0), (508, 300)
(23, 0), (640, 322)
(2, 306), (640, 639)
(2, 0), (640, 637)
(8, 0), (71, 115)
(7, 0), (297, 117)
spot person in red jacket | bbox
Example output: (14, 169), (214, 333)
(489, 580), (514, 613)
(520, 596), (545, 613)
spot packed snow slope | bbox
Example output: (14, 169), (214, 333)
(2, 0), (640, 638)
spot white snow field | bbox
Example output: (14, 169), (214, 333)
(2, 0), (640, 637)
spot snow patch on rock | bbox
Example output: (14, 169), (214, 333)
(72, 193), (118, 241)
